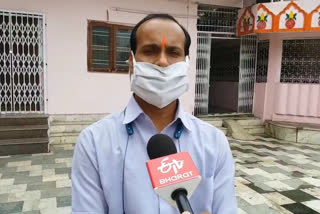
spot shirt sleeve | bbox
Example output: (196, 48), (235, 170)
(212, 130), (238, 214)
(72, 128), (109, 214)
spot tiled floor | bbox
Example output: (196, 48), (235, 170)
(0, 136), (320, 213)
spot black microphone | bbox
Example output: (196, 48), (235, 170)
(146, 134), (198, 214)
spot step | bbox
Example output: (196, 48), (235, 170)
(50, 135), (78, 144)
(49, 124), (90, 134)
(0, 125), (48, 140)
(0, 116), (48, 126)
(0, 138), (48, 156)
(49, 114), (106, 123)
(244, 125), (265, 134)
(237, 119), (263, 126)
(203, 120), (223, 127)
(217, 127), (227, 135)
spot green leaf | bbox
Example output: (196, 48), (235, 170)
(258, 16), (261, 21)
(286, 14), (289, 20)
(265, 15), (268, 21)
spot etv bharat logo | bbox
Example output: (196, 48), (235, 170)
(157, 157), (184, 174)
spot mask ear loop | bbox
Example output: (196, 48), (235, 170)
(129, 51), (137, 84)
(185, 55), (190, 65)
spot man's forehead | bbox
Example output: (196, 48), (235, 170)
(136, 18), (185, 46)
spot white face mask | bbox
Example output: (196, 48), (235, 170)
(130, 52), (189, 109)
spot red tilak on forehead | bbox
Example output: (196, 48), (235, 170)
(162, 35), (166, 48)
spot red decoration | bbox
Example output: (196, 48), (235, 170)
(257, 13), (268, 30)
(285, 11), (297, 29)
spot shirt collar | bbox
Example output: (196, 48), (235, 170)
(122, 95), (192, 132)
(123, 95), (144, 125)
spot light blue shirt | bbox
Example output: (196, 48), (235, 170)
(72, 96), (237, 214)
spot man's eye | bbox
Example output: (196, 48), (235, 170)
(170, 51), (181, 57)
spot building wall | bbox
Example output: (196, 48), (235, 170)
(1, 0), (198, 115)
(253, 83), (266, 120)
(255, 31), (320, 124)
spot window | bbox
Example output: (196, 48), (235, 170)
(281, 39), (320, 84)
(88, 21), (133, 73)
(256, 40), (269, 83)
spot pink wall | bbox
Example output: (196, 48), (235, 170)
(253, 83), (266, 119)
(274, 83), (320, 124)
(1, 0), (198, 115)
(254, 31), (320, 124)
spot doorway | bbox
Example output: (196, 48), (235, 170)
(0, 11), (45, 114)
(208, 38), (240, 114)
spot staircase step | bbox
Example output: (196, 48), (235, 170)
(0, 116), (48, 126)
(50, 114), (106, 123)
(49, 124), (90, 134)
(244, 125), (265, 134)
(237, 119), (263, 126)
(204, 120), (223, 127)
(0, 125), (48, 140)
(217, 127), (227, 135)
(50, 135), (78, 144)
(0, 138), (48, 156)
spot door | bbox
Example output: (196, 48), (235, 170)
(0, 11), (45, 113)
(194, 32), (211, 115)
(238, 34), (257, 113)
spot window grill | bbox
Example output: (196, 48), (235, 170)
(197, 6), (238, 36)
(256, 40), (269, 83)
(281, 39), (320, 84)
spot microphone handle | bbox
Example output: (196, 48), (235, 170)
(172, 189), (194, 214)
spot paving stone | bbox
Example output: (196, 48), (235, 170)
(26, 181), (56, 191)
(280, 190), (318, 203)
(31, 158), (55, 165)
(0, 193), (9, 203)
(0, 201), (24, 213)
(40, 187), (71, 199)
(282, 202), (319, 214)
(13, 175), (42, 185)
(23, 210), (41, 214)
(56, 196), (71, 207)
(54, 168), (71, 175)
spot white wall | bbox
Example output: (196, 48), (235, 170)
(1, 0), (198, 114)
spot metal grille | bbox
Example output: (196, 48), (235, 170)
(0, 11), (45, 113)
(238, 35), (257, 113)
(197, 6), (238, 36)
(281, 39), (320, 84)
(194, 32), (211, 115)
(256, 40), (269, 83)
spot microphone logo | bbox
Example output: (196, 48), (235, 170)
(157, 157), (184, 174)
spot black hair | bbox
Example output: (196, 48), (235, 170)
(130, 13), (191, 56)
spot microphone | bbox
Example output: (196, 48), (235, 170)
(146, 134), (201, 214)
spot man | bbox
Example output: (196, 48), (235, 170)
(72, 14), (237, 214)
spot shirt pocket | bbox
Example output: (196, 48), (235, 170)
(189, 176), (214, 213)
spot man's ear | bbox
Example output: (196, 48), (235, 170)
(129, 52), (133, 74)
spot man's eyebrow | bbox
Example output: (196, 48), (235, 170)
(140, 44), (160, 50)
(166, 46), (183, 51)
(140, 43), (183, 51)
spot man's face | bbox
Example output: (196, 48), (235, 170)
(130, 18), (186, 68)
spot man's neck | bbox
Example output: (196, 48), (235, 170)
(134, 94), (177, 133)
